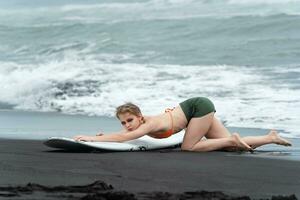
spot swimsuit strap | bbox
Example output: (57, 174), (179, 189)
(165, 108), (174, 133)
(168, 111), (174, 133)
(165, 107), (175, 113)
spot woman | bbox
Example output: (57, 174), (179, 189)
(74, 97), (291, 152)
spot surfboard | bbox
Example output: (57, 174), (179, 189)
(44, 131), (184, 151)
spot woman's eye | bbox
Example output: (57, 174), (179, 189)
(121, 121), (126, 125)
(127, 118), (133, 123)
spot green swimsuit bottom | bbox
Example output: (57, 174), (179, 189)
(179, 97), (216, 122)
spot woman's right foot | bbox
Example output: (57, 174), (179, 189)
(268, 130), (292, 146)
(231, 133), (253, 151)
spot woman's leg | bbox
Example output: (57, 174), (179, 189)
(181, 113), (252, 152)
(205, 116), (231, 138)
(204, 116), (239, 151)
(242, 130), (291, 149)
(206, 117), (291, 149)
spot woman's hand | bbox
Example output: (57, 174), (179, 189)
(74, 135), (96, 142)
(95, 132), (103, 136)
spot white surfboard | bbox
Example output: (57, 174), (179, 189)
(44, 131), (184, 151)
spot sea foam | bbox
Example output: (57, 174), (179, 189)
(0, 58), (299, 138)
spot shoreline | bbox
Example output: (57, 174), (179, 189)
(0, 109), (294, 138)
(0, 109), (298, 161)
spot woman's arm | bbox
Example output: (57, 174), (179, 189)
(74, 132), (122, 142)
(74, 121), (155, 142)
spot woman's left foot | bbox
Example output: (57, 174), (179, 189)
(268, 130), (292, 146)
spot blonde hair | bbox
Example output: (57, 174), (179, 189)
(115, 102), (142, 119)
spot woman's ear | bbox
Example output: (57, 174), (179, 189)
(138, 115), (144, 123)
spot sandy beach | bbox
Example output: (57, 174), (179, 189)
(0, 111), (299, 199)
(0, 138), (299, 199)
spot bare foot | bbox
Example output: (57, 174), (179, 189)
(268, 130), (292, 146)
(231, 133), (253, 151)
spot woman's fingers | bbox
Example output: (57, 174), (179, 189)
(96, 131), (103, 136)
(74, 135), (85, 141)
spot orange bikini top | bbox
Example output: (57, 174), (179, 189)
(150, 108), (174, 139)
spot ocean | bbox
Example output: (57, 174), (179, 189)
(0, 0), (299, 139)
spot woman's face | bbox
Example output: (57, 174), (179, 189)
(118, 112), (143, 132)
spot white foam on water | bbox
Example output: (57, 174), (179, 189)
(0, 57), (299, 138)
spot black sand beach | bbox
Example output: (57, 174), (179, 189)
(0, 111), (299, 199)
(0, 138), (299, 200)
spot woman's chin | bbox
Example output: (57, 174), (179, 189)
(128, 127), (138, 131)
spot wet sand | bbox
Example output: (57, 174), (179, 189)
(0, 138), (299, 200)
